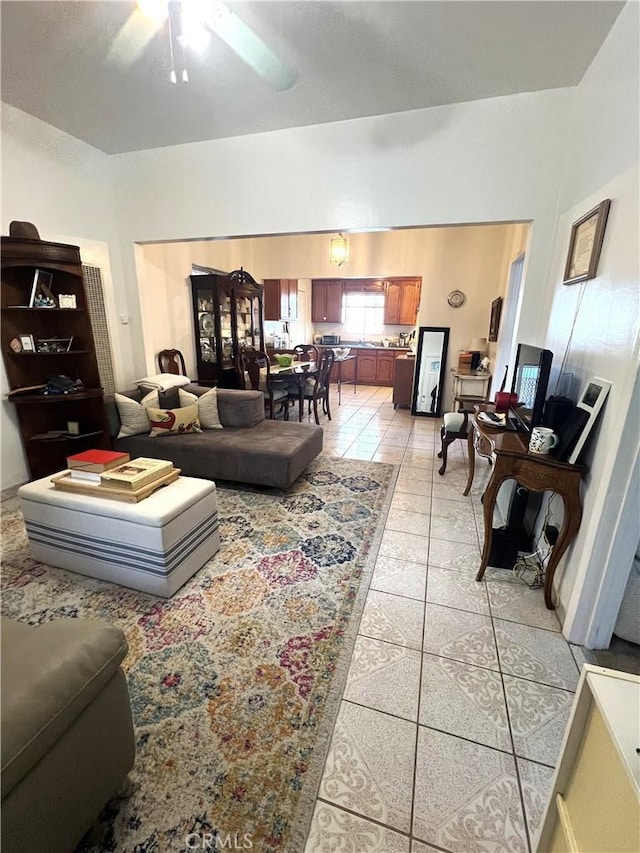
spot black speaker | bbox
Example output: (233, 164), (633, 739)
(488, 528), (520, 569)
(543, 396), (575, 430)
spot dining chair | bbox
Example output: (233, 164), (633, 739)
(291, 347), (335, 424)
(157, 349), (187, 376)
(236, 349), (289, 420)
(292, 344), (319, 363)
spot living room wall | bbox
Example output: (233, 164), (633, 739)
(140, 221), (527, 410)
(113, 85), (572, 371)
(0, 106), (137, 488)
(536, 1), (639, 645)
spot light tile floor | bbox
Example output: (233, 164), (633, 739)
(303, 385), (580, 853)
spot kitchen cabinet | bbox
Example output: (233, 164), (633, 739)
(1, 234), (110, 479)
(190, 270), (264, 387)
(393, 355), (416, 408)
(311, 280), (343, 323)
(384, 278), (422, 325)
(356, 352), (377, 383)
(263, 279), (298, 321)
(536, 665), (639, 852)
(353, 347), (407, 387)
(376, 352), (396, 383)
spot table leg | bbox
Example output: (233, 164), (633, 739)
(298, 383), (304, 421)
(464, 426), (476, 496)
(542, 492), (582, 609)
(476, 468), (507, 582)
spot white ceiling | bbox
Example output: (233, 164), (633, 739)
(0, 1), (624, 155)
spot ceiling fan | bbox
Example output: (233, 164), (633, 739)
(109, 0), (297, 91)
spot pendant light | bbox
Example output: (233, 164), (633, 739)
(330, 233), (349, 267)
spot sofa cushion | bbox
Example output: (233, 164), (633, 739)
(179, 387), (223, 429)
(114, 390), (158, 438)
(1, 618), (128, 798)
(147, 403), (201, 437)
(215, 389), (265, 427)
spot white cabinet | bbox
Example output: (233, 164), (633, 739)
(451, 371), (492, 408)
(536, 665), (640, 852)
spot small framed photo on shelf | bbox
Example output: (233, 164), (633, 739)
(58, 294), (77, 309)
(563, 199), (611, 285)
(29, 269), (57, 307)
(36, 337), (74, 353)
(18, 334), (35, 352)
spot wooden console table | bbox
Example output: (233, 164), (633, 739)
(466, 408), (585, 609)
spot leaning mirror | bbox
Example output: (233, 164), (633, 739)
(411, 326), (450, 417)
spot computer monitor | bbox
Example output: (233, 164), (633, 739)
(510, 344), (553, 431)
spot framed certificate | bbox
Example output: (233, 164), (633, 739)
(563, 199), (611, 285)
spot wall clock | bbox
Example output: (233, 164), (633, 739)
(447, 290), (466, 308)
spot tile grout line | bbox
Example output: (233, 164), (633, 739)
(485, 568), (534, 853)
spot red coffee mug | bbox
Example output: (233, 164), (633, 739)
(494, 391), (518, 413)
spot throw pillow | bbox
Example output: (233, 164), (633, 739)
(147, 404), (202, 438)
(179, 387), (223, 429)
(135, 373), (191, 391)
(115, 390), (159, 438)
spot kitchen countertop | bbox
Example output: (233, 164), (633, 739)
(318, 344), (411, 351)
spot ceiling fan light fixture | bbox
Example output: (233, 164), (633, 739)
(137, 0), (169, 24)
(180, 0), (212, 53)
(330, 234), (349, 268)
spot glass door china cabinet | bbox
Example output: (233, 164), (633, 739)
(190, 269), (264, 387)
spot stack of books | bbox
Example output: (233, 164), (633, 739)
(67, 449), (131, 482)
(99, 458), (174, 491)
(59, 451), (177, 501)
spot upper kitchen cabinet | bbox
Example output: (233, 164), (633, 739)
(263, 279), (298, 321)
(311, 279), (343, 323)
(384, 278), (422, 325)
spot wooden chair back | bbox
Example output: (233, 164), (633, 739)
(293, 344), (320, 364)
(157, 349), (187, 375)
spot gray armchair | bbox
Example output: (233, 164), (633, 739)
(1, 618), (135, 852)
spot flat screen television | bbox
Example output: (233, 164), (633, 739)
(509, 343), (553, 431)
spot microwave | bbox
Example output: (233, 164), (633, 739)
(321, 335), (341, 345)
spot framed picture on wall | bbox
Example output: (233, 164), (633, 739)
(563, 199), (611, 285)
(567, 376), (612, 464)
(488, 297), (502, 342)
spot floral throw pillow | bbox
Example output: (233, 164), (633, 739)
(147, 404), (202, 438)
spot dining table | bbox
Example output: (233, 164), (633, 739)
(270, 361), (317, 422)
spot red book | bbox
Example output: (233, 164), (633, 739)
(66, 449), (130, 473)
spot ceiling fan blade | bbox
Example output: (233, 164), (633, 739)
(107, 7), (163, 71)
(205, 2), (297, 91)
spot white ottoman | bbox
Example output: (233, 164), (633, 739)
(18, 475), (220, 597)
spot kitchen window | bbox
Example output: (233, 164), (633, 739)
(342, 291), (385, 337)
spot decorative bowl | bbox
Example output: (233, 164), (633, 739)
(333, 347), (351, 359)
(274, 353), (294, 367)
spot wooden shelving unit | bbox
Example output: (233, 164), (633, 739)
(1, 235), (110, 479)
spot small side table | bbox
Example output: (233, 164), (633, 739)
(333, 355), (357, 405)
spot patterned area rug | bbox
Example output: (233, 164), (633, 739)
(1, 456), (397, 853)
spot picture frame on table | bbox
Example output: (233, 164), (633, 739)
(18, 334), (35, 352)
(29, 269), (56, 307)
(488, 296), (503, 342)
(567, 377), (612, 464)
(563, 199), (611, 285)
